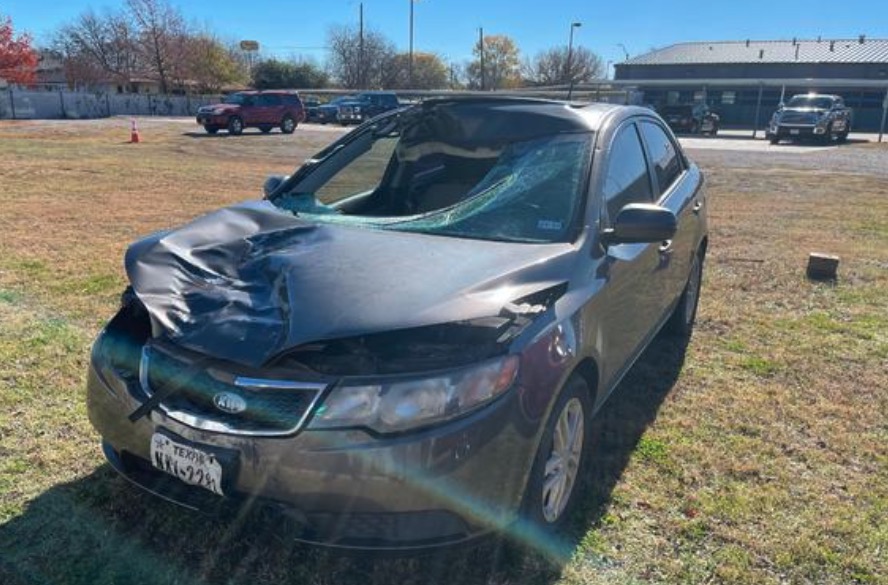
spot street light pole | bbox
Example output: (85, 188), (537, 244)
(617, 43), (629, 61)
(479, 27), (485, 91)
(409, 0), (415, 88)
(359, 2), (364, 89)
(566, 22), (581, 100)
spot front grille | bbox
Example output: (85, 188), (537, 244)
(140, 345), (326, 436)
(780, 111), (818, 126)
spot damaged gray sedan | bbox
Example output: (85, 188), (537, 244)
(87, 97), (708, 550)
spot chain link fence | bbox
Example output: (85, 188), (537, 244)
(0, 87), (223, 120)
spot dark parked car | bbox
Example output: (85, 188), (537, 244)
(87, 98), (707, 550)
(659, 104), (719, 135)
(336, 91), (401, 125)
(302, 96), (321, 122)
(196, 90), (305, 135)
(312, 96), (352, 124)
(766, 93), (851, 144)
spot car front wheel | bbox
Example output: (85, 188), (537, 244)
(521, 375), (592, 531)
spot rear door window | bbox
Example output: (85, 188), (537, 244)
(639, 121), (683, 196)
(258, 94), (282, 107)
(603, 123), (653, 219)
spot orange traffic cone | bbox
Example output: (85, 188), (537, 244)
(130, 119), (141, 143)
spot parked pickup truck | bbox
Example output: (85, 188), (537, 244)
(336, 92), (400, 125)
(766, 94), (851, 144)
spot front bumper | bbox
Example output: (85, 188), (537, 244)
(768, 124), (828, 139)
(86, 354), (538, 550)
(196, 113), (227, 126)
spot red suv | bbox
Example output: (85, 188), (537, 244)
(196, 91), (305, 135)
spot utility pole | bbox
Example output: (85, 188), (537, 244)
(479, 27), (485, 91)
(359, 3), (364, 89)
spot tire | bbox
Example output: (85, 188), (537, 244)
(710, 124), (718, 137)
(259, 125), (273, 134)
(768, 136), (780, 145)
(280, 116), (296, 134)
(521, 375), (593, 532)
(227, 116), (243, 135)
(203, 125), (219, 134)
(665, 249), (704, 337)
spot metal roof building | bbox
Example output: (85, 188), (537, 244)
(614, 38), (888, 131)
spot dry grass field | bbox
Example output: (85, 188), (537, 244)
(0, 118), (886, 585)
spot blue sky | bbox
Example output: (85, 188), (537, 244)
(4, 0), (888, 75)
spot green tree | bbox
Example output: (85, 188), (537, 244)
(184, 34), (246, 92)
(252, 58), (328, 89)
(467, 34), (520, 90)
(382, 52), (447, 89)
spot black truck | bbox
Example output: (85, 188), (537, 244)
(336, 92), (401, 125)
(767, 94), (852, 144)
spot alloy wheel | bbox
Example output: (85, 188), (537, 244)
(541, 397), (585, 523)
(684, 257), (702, 327)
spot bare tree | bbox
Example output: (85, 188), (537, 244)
(126, 0), (186, 93)
(54, 9), (141, 88)
(522, 45), (604, 86)
(326, 25), (396, 89)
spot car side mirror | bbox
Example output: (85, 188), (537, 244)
(602, 203), (677, 245)
(263, 174), (289, 198)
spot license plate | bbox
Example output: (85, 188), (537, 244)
(790, 129), (800, 135)
(150, 433), (224, 495)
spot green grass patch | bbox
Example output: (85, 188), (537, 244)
(1, 120), (887, 585)
(737, 355), (780, 377)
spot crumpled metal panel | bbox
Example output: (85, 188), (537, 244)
(125, 200), (576, 368)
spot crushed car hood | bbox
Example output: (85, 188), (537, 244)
(125, 201), (577, 367)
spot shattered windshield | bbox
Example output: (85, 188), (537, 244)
(273, 106), (593, 244)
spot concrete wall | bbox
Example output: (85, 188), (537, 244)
(0, 88), (222, 120)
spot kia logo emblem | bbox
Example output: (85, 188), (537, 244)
(213, 392), (247, 414)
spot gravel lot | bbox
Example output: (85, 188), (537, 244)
(683, 138), (888, 177)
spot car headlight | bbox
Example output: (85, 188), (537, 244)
(308, 355), (519, 433)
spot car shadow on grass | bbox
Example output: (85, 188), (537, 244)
(0, 334), (689, 585)
(181, 131), (286, 139)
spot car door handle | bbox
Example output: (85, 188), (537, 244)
(659, 240), (673, 253)
(693, 200), (703, 214)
